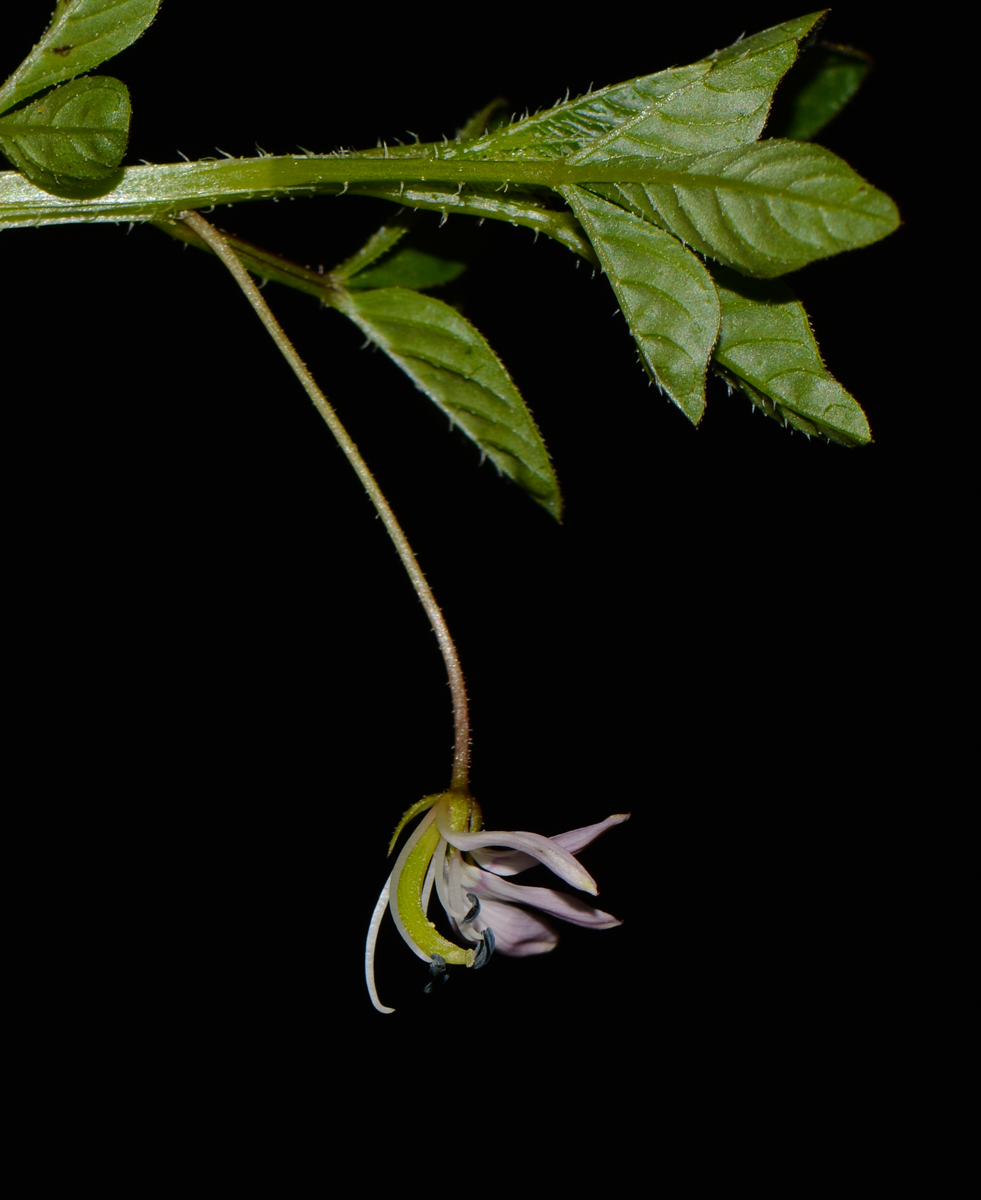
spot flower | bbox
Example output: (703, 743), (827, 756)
(365, 790), (629, 1013)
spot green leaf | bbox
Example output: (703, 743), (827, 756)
(463, 63), (708, 162)
(346, 246), (466, 291)
(331, 220), (408, 281)
(455, 97), (509, 142)
(711, 266), (870, 446)
(592, 139), (899, 277)
(0, 0), (159, 115)
(562, 185), (720, 424)
(567, 12), (824, 169)
(464, 12), (823, 165)
(0, 75), (130, 196)
(768, 43), (872, 141)
(331, 286), (562, 517)
(330, 214), (466, 290)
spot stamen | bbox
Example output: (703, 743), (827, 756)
(473, 927), (496, 970)
(424, 953), (449, 994)
(463, 893), (481, 924)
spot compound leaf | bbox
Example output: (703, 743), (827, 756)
(562, 184), (720, 424)
(0, 0), (159, 116)
(711, 266), (870, 445)
(331, 286), (561, 517)
(0, 75), (129, 195)
(595, 139), (899, 277)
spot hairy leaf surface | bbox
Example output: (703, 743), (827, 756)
(562, 185), (720, 424)
(712, 267), (869, 445)
(0, 76), (129, 195)
(769, 43), (872, 141)
(0, 0), (159, 115)
(568, 13), (822, 169)
(331, 287), (561, 517)
(593, 139), (899, 277)
(462, 13), (822, 165)
(462, 64), (707, 162)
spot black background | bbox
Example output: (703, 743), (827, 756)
(5, 2), (953, 1150)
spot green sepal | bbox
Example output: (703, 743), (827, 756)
(395, 820), (473, 966)
(388, 794), (441, 857)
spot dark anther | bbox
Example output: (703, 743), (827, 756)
(424, 953), (448, 994)
(473, 927), (496, 970)
(462, 893), (481, 924)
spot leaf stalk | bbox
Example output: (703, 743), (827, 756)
(177, 210), (471, 791)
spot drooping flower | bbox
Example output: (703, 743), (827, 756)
(365, 790), (629, 1013)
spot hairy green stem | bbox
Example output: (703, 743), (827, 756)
(178, 210), (471, 791)
(0, 150), (771, 231)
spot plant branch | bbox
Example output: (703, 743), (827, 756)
(0, 147), (856, 230)
(178, 210), (471, 791)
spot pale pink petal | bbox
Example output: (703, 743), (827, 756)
(471, 813), (631, 877)
(474, 898), (559, 957)
(552, 813), (631, 855)
(435, 805), (598, 894)
(462, 864), (623, 929)
(469, 847), (533, 877)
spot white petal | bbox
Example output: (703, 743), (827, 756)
(435, 807), (599, 895)
(446, 843), (472, 920)
(387, 806), (438, 962)
(433, 835), (456, 921)
(365, 874), (396, 1014)
(462, 864), (623, 929)
(431, 838), (481, 946)
(471, 813), (631, 877)
(475, 898), (559, 957)
(421, 851), (437, 917)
